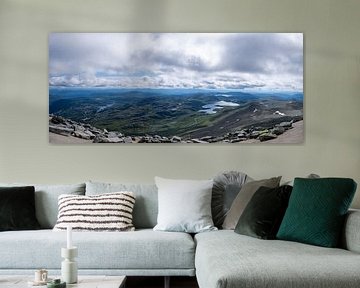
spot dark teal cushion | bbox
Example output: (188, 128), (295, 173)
(235, 185), (292, 240)
(277, 178), (357, 247)
(0, 186), (41, 231)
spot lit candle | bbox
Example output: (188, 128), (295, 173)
(67, 225), (72, 249)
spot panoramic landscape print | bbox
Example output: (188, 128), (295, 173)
(49, 33), (303, 144)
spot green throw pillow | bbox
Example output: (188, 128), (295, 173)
(277, 178), (357, 247)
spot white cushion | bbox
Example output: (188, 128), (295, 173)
(153, 177), (217, 233)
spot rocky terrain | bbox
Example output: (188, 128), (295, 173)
(49, 115), (302, 144)
(50, 87), (303, 139)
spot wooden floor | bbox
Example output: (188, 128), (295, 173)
(126, 276), (199, 288)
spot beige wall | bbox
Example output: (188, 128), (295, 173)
(0, 0), (359, 207)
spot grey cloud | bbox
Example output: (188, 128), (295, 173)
(131, 48), (182, 68)
(49, 33), (302, 91)
(49, 34), (96, 73)
(49, 33), (128, 75)
(126, 33), (303, 76)
(129, 48), (212, 73)
(218, 34), (303, 75)
(227, 83), (266, 89)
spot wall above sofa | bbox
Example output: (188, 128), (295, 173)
(0, 0), (359, 208)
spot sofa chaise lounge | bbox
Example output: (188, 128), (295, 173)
(0, 180), (359, 288)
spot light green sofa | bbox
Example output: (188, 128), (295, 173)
(0, 181), (195, 281)
(0, 181), (359, 288)
(195, 210), (360, 288)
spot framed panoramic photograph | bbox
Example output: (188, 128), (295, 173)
(49, 33), (303, 144)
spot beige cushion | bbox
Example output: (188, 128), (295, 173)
(222, 176), (281, 230)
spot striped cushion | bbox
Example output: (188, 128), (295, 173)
(53, 192), (136, 232)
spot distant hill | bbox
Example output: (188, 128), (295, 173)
(49, 87), (303, 139)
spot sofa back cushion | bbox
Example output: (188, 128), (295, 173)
(0, 183), (86, 229)
(86, 181), (158, 229)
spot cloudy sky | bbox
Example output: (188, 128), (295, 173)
(49, 33), (303, 92)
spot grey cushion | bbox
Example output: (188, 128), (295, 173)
(85, 181), (158, 229)
(195, 230), (360, 288)
(212, 171), (251, 228)
(0, 229), (195, 271)
(222, 177), (281, 229)
(154, 177), (216, 233)
(284, 173), (320, 186)
(0, 183), (85, 228)
(342, 209), (360, 253)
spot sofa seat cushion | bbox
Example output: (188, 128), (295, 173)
(0, 229), (195, 270)
(195, 230), (360, 288)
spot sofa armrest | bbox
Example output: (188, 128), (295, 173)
(342, 209), (360, 253)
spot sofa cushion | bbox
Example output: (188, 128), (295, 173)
(0, 229), (195, 272)
(284, 173), (320, 186)
(277, 178), (357, 247)
(86, 181), (158, 229)
(153, 177), (216, 233)
(342, 209), (360, 253)
(195, 230), (360, 288)
(0, 186), (40, 231)
(212, 171), (251, 228)
(0, 183), (86, 229)
(53, 192), (136, 232)
(234, 185), (292, 239)
(222, 176), (281, 229)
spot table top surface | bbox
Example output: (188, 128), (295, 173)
(0, 275), (126, 288)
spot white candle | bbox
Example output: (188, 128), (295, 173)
(67, 225), (72, 249)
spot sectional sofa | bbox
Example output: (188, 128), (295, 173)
(0, 180), (360, 288)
